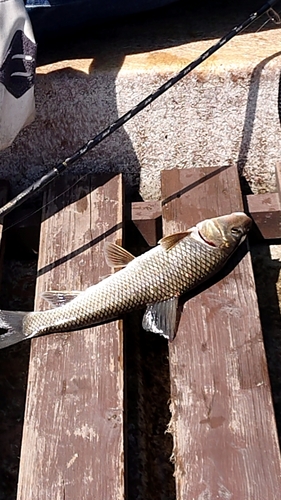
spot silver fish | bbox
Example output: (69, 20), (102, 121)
(0, 212), (251, 348)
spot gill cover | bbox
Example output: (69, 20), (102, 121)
(197, 212), (252, 251)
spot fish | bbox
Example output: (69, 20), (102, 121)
(0, 212), (252, 349)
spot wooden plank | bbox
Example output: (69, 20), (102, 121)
(130, 201), (162, 246)
(130, 192), (281, 243)
(161, 166), (281, 499)
(246, 192), (281, 239)
(246, 162), (281, 239)
(17, 175), (124, 500)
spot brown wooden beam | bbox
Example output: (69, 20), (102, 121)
(17, 175), (124, 500)
(130, 161), (281, 242)
(130, 200), (162, 246)
(162, 166), (281, 499)
(245, 162), (281, 240)
(246, 192), (281, 240)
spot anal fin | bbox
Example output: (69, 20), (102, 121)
(142, 297), (179, 341)
(41, 291), (82, 308)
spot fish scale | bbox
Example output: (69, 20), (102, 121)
(23, 236), (227, 338)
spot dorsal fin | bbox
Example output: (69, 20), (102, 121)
(159, 230), (193, 251)
(41, 290), (82, 308)
(104, 242), (135, 268)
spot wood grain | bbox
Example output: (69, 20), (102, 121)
(130, 201), (162, 246)
(246, 192), (281, 239)
(17, 175), (124, 500)
(161, 167), (281, 499)
(246, 162), (281, 239)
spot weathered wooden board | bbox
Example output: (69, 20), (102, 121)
(130, 200), (162, 246)
(246, 162), (281, 239)
(161, 166), (281, 499)
(17, 175), (124, 500)
(246, 191), (281, 239)
(130, 160), (281, 242)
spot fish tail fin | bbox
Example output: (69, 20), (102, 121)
(0, 310), (29, 349)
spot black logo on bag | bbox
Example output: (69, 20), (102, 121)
(0, 30), (36, 99)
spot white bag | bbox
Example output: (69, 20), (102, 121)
(0, 0), (36, 150)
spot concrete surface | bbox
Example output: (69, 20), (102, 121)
(1, 0), (281, 200)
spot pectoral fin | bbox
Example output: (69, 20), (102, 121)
(142, 297), (179, 341)
(159, 230), (193, 251)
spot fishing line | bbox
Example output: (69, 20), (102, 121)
(255, 16), (271, 31)
(0, 0), (279, 224)
(2, 153), (121, 233)
(2, 174), (88, 233)
(255, 5), (281, 30)
(3, 148), (135, 232)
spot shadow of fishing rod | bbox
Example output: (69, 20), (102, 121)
(0, 0), (278, 219)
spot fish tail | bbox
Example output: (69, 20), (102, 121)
(0, 310), (29, 349)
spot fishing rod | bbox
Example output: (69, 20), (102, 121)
(0, 0), (279, 218)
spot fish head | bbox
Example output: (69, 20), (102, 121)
(196, 212), (252, 253)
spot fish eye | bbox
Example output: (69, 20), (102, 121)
(231, 227), (242, 238)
